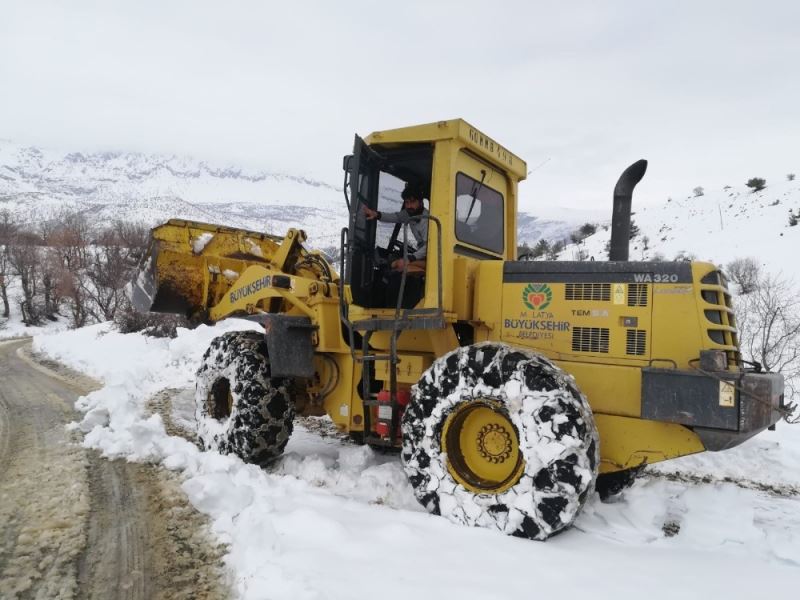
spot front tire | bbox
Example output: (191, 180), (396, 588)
(195, 330), (294, 466)
(401, 343), (598, 540)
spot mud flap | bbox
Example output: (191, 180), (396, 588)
(262, 314), (316, 378)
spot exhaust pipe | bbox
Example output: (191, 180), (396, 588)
(609, 159), (647, 261)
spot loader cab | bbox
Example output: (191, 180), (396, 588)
(343, 137), (434, 308)
(342, 119), (527, 317)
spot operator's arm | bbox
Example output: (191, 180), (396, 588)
(363, 206), (407, 222)
(374, 210), (403, 223)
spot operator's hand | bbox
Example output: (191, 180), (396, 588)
(362, 205), (379, 220)
(391, 258), (407, 271)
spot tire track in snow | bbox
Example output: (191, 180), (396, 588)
(0, 340), (230, 599)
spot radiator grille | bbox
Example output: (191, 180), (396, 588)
(701, 270), (741, 366)
(572, 327), (610, 353)
(626, 330), (647, 355)
(627, 283), (648, 307)
(565, 283), (610, 301)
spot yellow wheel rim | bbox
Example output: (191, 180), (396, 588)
(442, 401), (524, 494)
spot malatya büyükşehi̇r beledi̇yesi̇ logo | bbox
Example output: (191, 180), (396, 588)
(522, 283), (553, 311)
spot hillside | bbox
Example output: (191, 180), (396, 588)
(0, 140), (588, 249)
(558, 178), (800, 276)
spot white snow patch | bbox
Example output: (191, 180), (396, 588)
(192, 232), (214, 254)
(244, 238), (264, 257)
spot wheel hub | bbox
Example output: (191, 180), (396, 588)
(442, 400), (524, 494)
(477, 424), (513, 463)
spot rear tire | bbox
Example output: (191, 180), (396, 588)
(401, 342), (598, 540)
(195, 330), (294, 466)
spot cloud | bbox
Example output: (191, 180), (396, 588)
(1, 0), (797, 210)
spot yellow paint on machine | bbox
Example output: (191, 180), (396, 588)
(594, 414), (705, 473)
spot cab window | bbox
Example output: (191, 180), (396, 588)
(454, 172), (504, 254)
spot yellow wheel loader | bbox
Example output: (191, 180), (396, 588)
(132, 119), (788, 540)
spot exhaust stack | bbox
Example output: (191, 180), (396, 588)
(609, 159), (648, 261)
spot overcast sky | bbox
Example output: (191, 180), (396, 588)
(1, 0), (797, 213)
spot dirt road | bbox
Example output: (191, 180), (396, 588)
(0, 339), (229, 599)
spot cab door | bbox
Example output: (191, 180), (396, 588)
(344, 135), (383, 307)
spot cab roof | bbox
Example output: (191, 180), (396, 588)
(364, 119), (527, 181)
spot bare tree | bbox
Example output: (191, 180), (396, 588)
(81, 222), (148, 322)
(39, 247), (65, 317)
(0, 250), (11, 318)
(83, 229), (128, 321)
(735, 272), (800, 401)
(112, 220), (149, 263)
(0, 210), (18, 245)
(57, 268), (90, 328)
(726, 257), (761, 294)
(50, 211), (90, 271)
(7, 230), (43, 325)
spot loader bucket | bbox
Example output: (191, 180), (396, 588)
(131, 240), (206, 316)
(130, 219), (288, 318)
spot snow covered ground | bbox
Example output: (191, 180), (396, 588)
(0, 280), (71, 341)
(32, 320), (800, 600)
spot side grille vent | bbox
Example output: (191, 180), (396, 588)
(626, 330), (646, 355)
(701, 269), (740, 366)
(701, 270), (723, 285)
(627, 283), (648, 307)
(572, 327), (610, 353)
(565, 283), (610, 301)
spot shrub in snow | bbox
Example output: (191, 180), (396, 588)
(788, 173), (795, 182)
(532, 239), (550, 259)
(692, 186), (704, 197)
(545, 239), (564, 260)
(629, 220), (641, 240)
(114, 303), (190, 338)
(746, 177), (766, 192)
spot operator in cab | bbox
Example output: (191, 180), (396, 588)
(362, 183), (428, 307)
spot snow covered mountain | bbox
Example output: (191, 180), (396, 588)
(0, 140), (588, 250)
(4, 139), (795, 266)
(0, 140), (349, 249)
